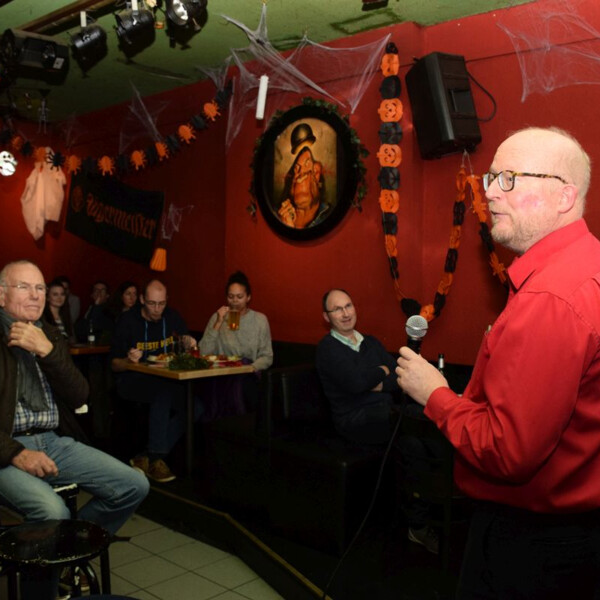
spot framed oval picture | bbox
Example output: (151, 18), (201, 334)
(252, 104), (360, 241)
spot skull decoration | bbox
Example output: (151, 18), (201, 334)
(0, 151), (17, 176)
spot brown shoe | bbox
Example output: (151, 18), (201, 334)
(148, 459), (176, 483)
(129, 455), (149, 476)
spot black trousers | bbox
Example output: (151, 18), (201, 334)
(457, 501), (600, 600)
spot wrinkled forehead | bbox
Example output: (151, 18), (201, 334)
(5, 263), (45, 284)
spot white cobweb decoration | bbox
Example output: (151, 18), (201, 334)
(161, 202), (194, 241)
(118, 82), (169, 154)
(220, 3), (390, 148)
(497, 0), (600, 102)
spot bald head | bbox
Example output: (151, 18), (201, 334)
(141, 279), (167, 322)
(487, 127), (591, 254)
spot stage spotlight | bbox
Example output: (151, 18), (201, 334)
(115, 1), (155, 58)
(0, 29), (69, 83)
(71, 13), (107, 72)
(165, 0), (207, 48)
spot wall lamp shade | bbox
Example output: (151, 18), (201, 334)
(0, 151), (17, 176)
(0, 29), (69, 83)
(71, 25), (107, 71)
(114, 8), (155, 57)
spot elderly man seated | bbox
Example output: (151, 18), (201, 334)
(0, 260), (149, 599)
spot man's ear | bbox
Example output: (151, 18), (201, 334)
(558, 183), (577, 214)
(323, 311), (330, 325)
(0, 288), (5, 308)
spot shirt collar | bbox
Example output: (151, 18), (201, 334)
(330, 328), (364, 351)
(507, 219), (588, 292)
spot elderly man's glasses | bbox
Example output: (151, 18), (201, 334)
(482, 170), (569, 192)
(327, 302), (353, 316)
(4, 283), (48, 294)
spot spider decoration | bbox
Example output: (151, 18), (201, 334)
(66, 155), (82, 175)
(177, 124), (196, 144)
(98, 155), (115, 176)
(155, 141), (169, 161)
(203, 101), (220, 121)
(130, 150), (147, 170)
(48, 150), (66, 170)
(34, 147), (47, 163)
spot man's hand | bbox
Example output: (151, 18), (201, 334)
(396, 346), (449, 406)
(8, 322), (53, 357)
(278, 199), (296, 227)
(127, 347), (142, 363)
(12, 449), (58, 478)
(181, 334), (197, 351)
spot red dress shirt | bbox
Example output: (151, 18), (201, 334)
(426, 219), (600, 512)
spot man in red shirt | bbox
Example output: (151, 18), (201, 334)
(396, 127), (600, 599)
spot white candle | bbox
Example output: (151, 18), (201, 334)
(256, 75), (269, 120)
(132, 0), (139, 11)
(80, 11), (87, 28)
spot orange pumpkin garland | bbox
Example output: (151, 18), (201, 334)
(377, 42), (507, 323)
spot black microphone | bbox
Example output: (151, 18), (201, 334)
(405, 314), (428, 354)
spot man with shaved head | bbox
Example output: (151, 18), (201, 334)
(111, 279), (197, 483)
(396, 128), (600, 598)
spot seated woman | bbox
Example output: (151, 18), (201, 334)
(199, 271), (273, 418)
(43, 278), (75, 342)
(104, 280), (138, 323)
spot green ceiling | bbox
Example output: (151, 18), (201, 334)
(0, 0), (532, 123)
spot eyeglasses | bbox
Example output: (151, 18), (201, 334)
(482, 170), (569, 192)
(327, 302), (353, 316)
(145, 301), (166, 308)
(4, 283), (48, 295)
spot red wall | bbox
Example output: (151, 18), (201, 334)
(2, 0), (599, 364)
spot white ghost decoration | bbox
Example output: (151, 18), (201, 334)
(0, 151), (17, 176)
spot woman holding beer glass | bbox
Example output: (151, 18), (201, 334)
(199, 271), (273, 371)
(198, 271), (273, 418)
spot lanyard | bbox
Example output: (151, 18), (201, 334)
(143, 317), (166, 358)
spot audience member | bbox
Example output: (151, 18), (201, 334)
(0, 260), (149, 600)
(42, 278), (74, 342)
(75, 280), (113, 343)
(396, 127), (600, 599)
(316, 288), (438, 553)
(110, 279), (199, 483)
(104, 281), (138, 322)
(56, 275), (80, 323)
(199, 271), (273, 417)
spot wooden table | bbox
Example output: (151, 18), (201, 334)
(126, 362), (254, 476)
(69, 344), (111, 356)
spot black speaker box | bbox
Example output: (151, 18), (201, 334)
(405, 52), (481, 159)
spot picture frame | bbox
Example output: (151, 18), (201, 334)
(252, 104), (360, 241)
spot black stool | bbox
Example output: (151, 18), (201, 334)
(0, 519), (111, 600)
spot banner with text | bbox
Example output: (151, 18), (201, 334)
(66, 174), (164, 264)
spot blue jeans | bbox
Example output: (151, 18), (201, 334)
(117, 372), (202, 457)
(0, 431), (149, 535)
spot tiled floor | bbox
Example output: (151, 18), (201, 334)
(0, 505), (283, 600)
(102, 513), (284, 600)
